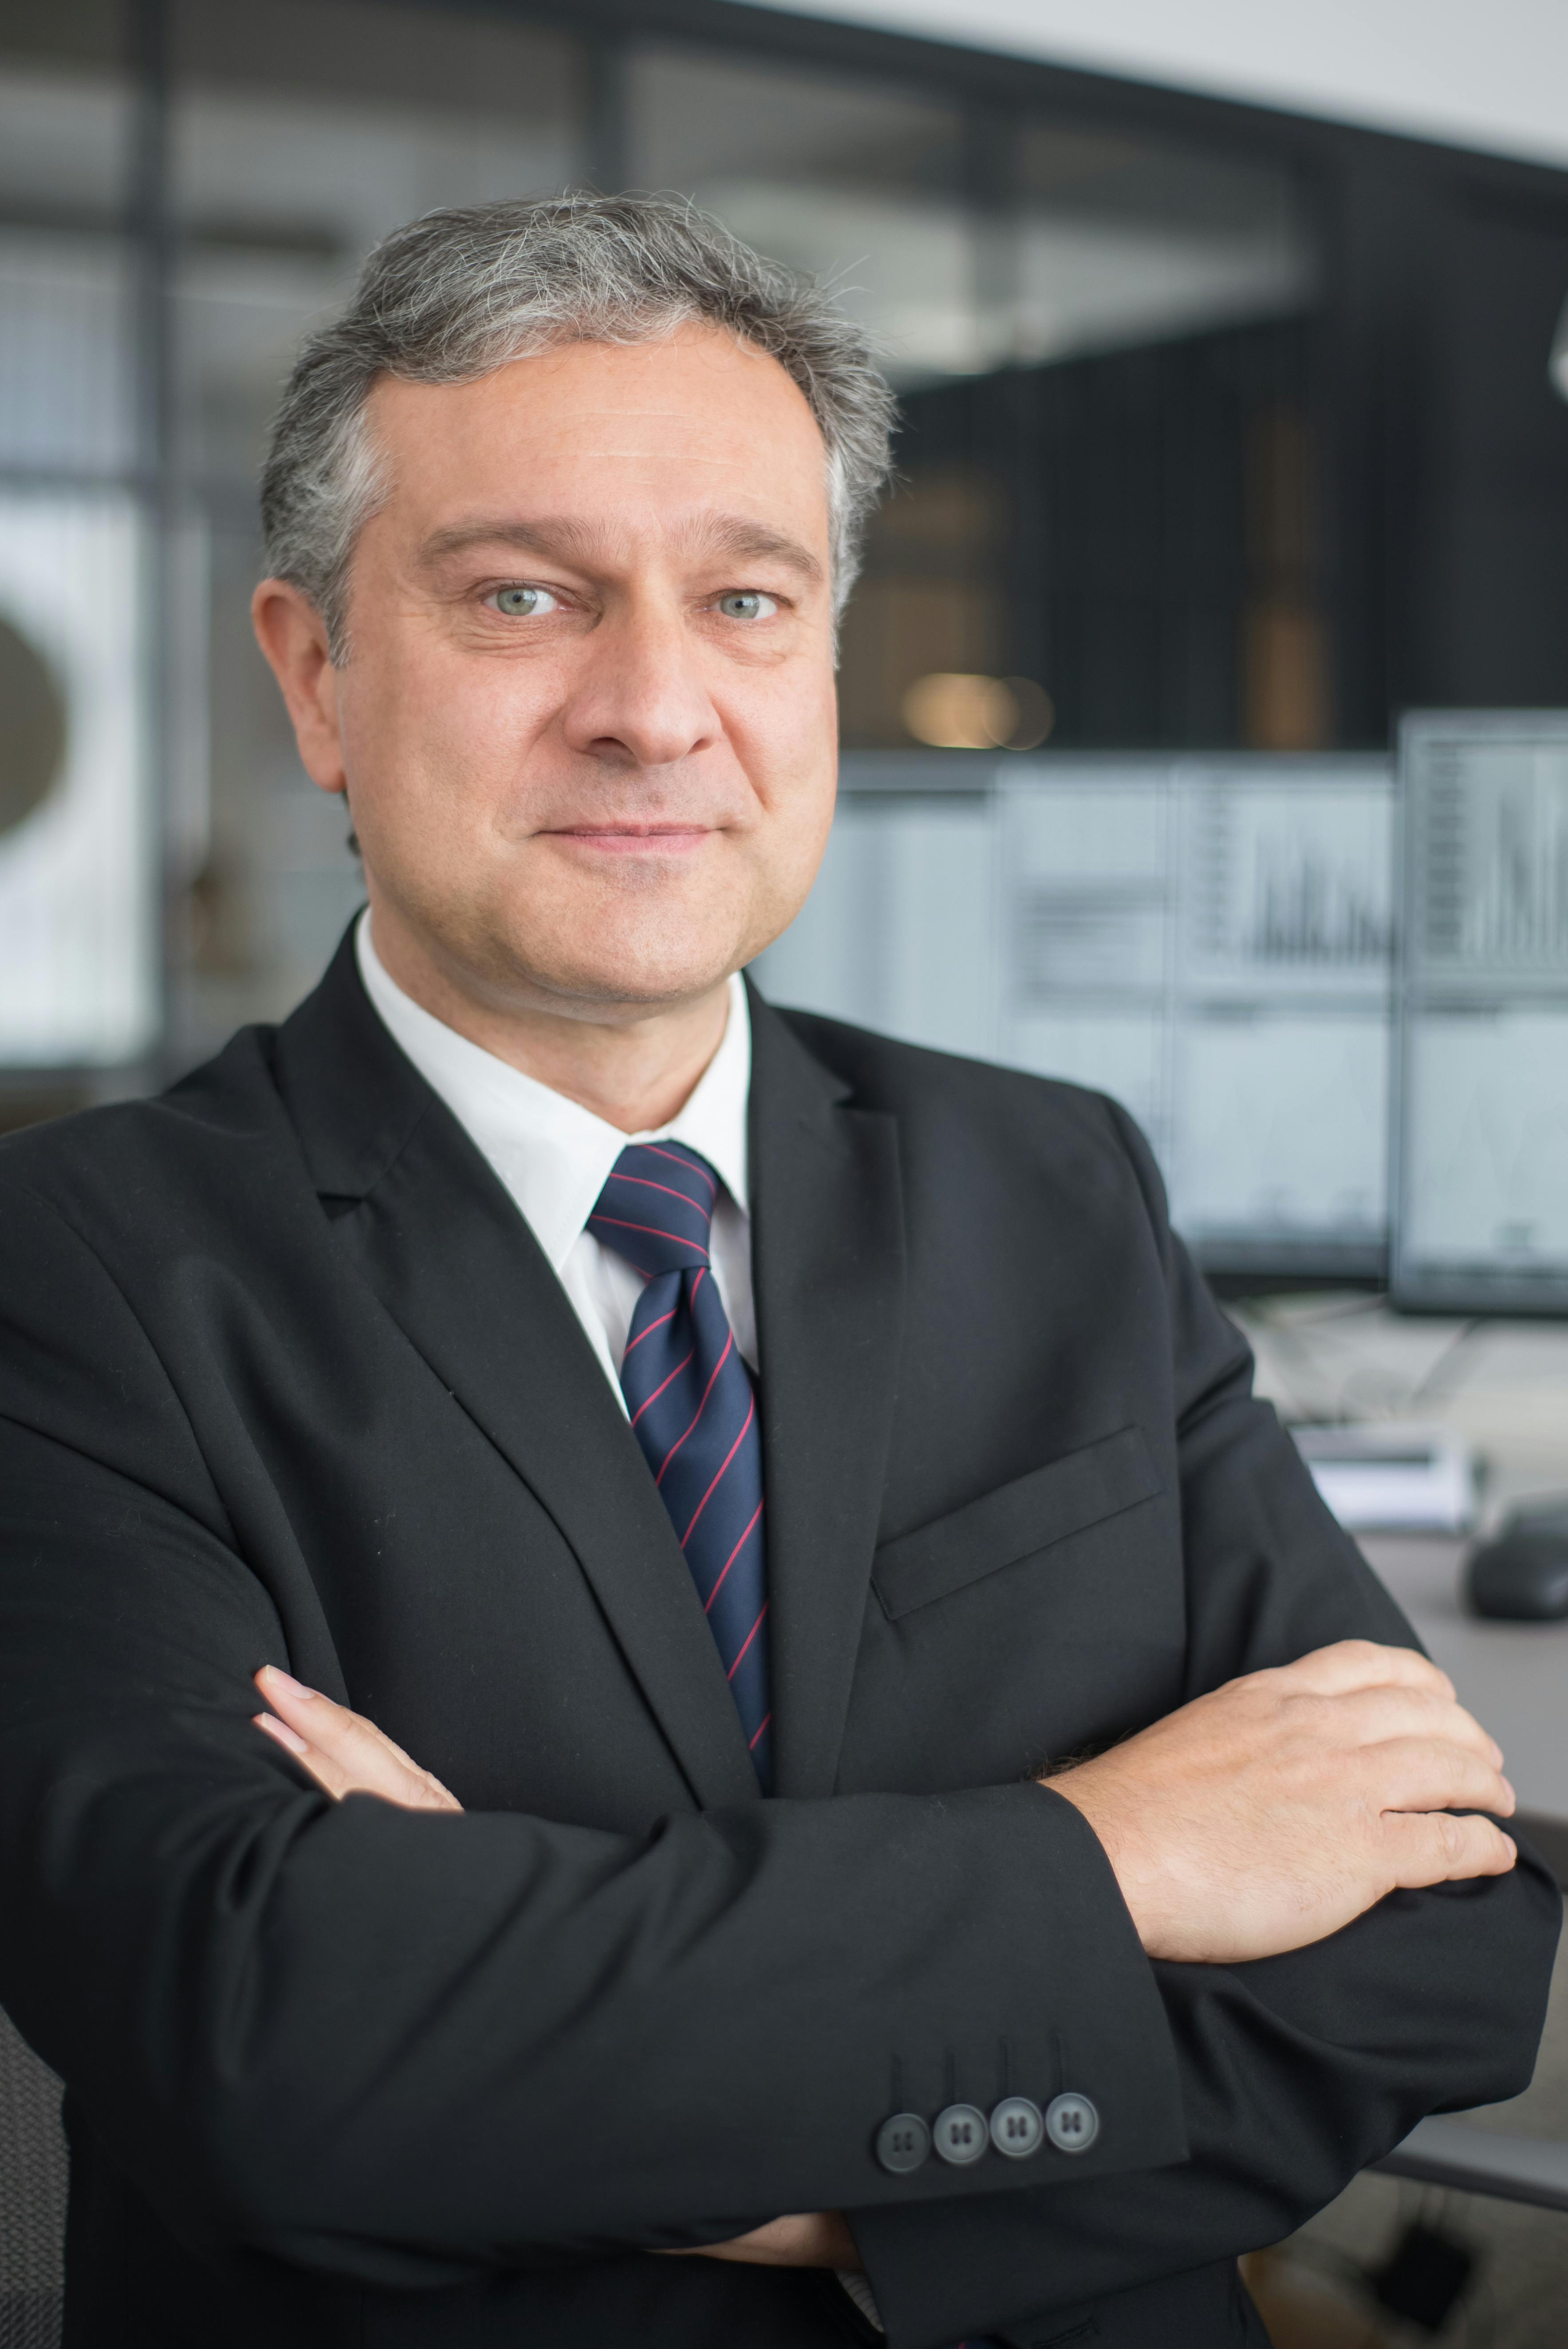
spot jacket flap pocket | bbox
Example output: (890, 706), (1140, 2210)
(872, 1426), (1163, 1621)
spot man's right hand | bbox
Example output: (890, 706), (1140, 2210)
(1044, 1639), (1517, 1965)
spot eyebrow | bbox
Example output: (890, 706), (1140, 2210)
(418, 512), (826, 584)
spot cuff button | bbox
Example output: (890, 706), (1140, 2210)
(989, 2095), (1044, 2158)
(1045, 2092), (1100, 2153)
(932, 2103), (989, 2165)
(874, 2112), (930, 2174)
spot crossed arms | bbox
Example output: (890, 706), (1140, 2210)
(251, 1632), (1524, 2279)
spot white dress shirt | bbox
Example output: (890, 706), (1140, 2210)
(358, 916), (881, 2327)
(355, 915), (756, 1410)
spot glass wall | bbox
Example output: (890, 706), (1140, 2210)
(0, 0), (1334, 1096)
(0, 8), (156, 1087)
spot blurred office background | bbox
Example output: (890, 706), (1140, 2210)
(5, 8), (1568, 2344)
(4, 0), (1568, 1113)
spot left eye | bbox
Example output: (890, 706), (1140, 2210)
(716, 591), (777, 620)
(491, 585), (559, 617)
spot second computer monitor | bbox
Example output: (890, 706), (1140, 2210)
(1393, 711), (1568, 1313)
(755, 751), (1395, 1278)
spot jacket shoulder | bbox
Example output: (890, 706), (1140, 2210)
(0, 1027), (294, 1231)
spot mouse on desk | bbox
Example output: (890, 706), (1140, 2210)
(1465, 1504), (1568, 1620)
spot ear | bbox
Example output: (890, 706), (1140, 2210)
(251, 577), (347, 796)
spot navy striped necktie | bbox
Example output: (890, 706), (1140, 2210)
(588, 1141), (772, 1791)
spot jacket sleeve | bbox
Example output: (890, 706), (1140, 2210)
(848, 1100), (1561, 2349)
(0, 1177), (1185, 2289)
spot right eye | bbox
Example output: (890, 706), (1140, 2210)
(489, 585), (559, 618)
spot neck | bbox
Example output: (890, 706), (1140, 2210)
(365, 901), (732, 1135)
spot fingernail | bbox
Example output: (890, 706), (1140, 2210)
(256, 1712), (310, 1757)
(259, 1666), (316, 1701)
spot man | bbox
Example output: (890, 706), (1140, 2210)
(0, 194), (1556, 2349)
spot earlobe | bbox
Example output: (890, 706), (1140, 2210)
(251, 576), (349, 797)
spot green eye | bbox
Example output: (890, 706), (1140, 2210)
(493, 585), (554, 617)
(717, 591), (775, 620)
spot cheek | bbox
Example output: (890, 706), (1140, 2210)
(339, 641), (548, 825)
(750, 676), (838, 851)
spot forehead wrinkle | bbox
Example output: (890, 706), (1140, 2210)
(418, 509), (825, 583)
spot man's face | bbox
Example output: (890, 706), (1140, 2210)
(307, 327), (839, 1019)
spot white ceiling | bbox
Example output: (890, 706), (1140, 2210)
(741, 0), (1568, 172)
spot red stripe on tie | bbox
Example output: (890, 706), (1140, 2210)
(679, 1394), (756, 1548)
(726, 1601), (768, 1682)
(589, 1214), (710, 1257)
(644, 1144), (717, 1196)
(655, 1331), (733, 1486)
(627, 1348), (694, 1428)
(748, 1711), (771, 1751)
(703, 1500), (764, 1613)
(606, 1172), (713, 1216)
(621, 1304), (678, 1359)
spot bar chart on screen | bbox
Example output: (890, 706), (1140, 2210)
(1165, 763), (1394, 1268)
(756, 752), (1399, 1276)
(993, 757), (1395, 1270)
(1396, 716), (1568, 1307)
(1178, 770), (1393, 991)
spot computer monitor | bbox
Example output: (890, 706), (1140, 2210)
(754, 750), (1395, 1278)
(1392, 711), (1568, 1313)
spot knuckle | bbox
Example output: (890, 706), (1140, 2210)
(1436, 1811), (1468, 1865)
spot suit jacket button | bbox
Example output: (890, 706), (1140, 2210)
(989, 2096), (1044, 2158)
(1045, 2092), (1099, 2152)
(874, 2112), (930, 2174)
(932, 2103), (989, 2165)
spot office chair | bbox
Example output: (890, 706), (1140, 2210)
(0, 2007), (65, 2349)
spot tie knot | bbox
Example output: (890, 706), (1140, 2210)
(587, 1141), (719, 1278)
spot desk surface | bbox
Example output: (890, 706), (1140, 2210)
(1359, 1535), (1568, 1820)
(1228, 1295), (1568, 1822)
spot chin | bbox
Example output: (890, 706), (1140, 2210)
(489, 890), (755, 1014)
(512, 934), (741, 1016)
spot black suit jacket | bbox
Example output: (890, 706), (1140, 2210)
(0, 935), (1556, 2349)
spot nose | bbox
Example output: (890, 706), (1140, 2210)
(560, 602), (723, 771)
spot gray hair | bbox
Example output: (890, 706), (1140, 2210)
(260, 191), (898, 659)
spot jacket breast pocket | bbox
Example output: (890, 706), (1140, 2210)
(871, 1426), (1166, 1624)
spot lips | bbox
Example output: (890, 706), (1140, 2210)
(546, 825), (712, 854)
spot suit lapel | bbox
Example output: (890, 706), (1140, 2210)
(747, 988), (906, 1799)
(274, 936), (759, 1810)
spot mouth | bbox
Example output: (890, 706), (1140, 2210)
(543, 824), (714, 857)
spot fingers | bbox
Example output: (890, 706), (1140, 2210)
(1383, 1808), (1518, 1888)
(1366, 1734), (1516, 1820)
(1326, 1683), (1505, 1770)
(252, 1667), (463, 1812)
(1276, 1639), (1455, 1703)
(657, 2214), (859, 2269)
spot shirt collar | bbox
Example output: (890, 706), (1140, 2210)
(355, 912), (750, 1275)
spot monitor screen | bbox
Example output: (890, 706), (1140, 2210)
(755, 751), (1395, 1277)
(1392, 711), (1568, 1313)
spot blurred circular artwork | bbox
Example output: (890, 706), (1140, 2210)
(0, 613), (68, 837)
